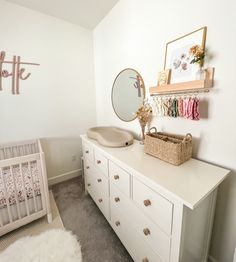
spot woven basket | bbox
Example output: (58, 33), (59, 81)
(144, 127), (192, 165)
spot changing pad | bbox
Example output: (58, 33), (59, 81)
(87, 127), (133, 147)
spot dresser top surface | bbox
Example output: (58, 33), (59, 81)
(81, 135), (230, 209)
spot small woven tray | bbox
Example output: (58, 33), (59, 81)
(144, 127), (192, 165)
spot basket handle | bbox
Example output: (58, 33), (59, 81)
(183, 133), (192, 142)
(148, 127), (158, 134)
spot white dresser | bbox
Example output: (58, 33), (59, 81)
(81, 135), (229, 262)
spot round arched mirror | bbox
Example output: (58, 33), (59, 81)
(111, 68), (145, 122)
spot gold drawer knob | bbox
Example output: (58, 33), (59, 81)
(86, 166), (90, 169)
(97, 178), (102, 183)
(115, 221), (120, 226)
(142, 258), (149, 262)
(143, 228), (151, 236)
(97, 160), (101, 164)
(114, 175), (119, 180)
(143, 199), (151, 206)
(85, 150), (89, 154)
(98, 198), (103, 203)
(87, 183), (91, 187)
(114, 197), (120, 202)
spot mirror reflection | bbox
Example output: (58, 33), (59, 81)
(111, 68), (145, 122)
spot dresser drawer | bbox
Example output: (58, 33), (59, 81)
(87, 179), (110, 221)
(93, 170), (109, 197)
(86, 175), (95, 198)
(84, 159), (94, 187)
(83, 141), (94, 163)
(109, 161), (131, 197)
(94, 149), (108, 177)
(84, 159), (109, 197)
(84, 158), (93, 175)
(110, 183), (129, 213)
(111, 183), (170, 261)
(111, 203), (162, 262)
(133, 178), (173, 235)
(94, 194), (110, 221)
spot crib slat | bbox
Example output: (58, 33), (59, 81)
(19, 163), (30, 216)
(17, 146), (21, 157)
(3, 148), (6, 159)
(0, 168), (13, 223)
(28, 161), (38, 212)
(11, 165), (22, 220)
(36, 158), (46, 212)
(0, 209), (3, 227)
(0, 181), (3, 227)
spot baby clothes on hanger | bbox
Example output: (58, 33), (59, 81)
(192, 98), (200, 120)
(182, 98), (188, 118)
(171, 98), (178, 118)
(150, 93), (200, 120)
(156, 98), (163, 117)
(162, 98), (169, 116)
(167, 98), (173, 117)
(187, 98), (195, 119)
(178, 98), (183, 117)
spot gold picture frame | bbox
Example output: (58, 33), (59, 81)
(157, 69), (171, 86)
(164, 27), (207, 84)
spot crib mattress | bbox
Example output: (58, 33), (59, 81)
(0, 161), (41, 209)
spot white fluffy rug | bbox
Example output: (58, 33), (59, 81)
(0, 229), (82, 262)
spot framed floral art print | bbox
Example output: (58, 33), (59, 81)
(164, 27), (207, 84)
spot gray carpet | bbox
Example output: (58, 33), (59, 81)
(52, 176), (133, 262)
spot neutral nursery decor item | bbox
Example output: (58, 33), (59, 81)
(81, 134), (229, 262)
(157, 69), (171, 86)
(150, 27), (215, 96)
(164, 27), (207, 84)
(150, 67), (214, 95)
(150, 95), (200, 120)
(0, 51), (40, 95)
(189, 44), (206, 80)
(0, 191), (63, 252)
(144, 127), (192, 165)
(111, 68), (145, 122)
(0, 229), (82, 262)
(87, 126), (133, 147)
(0, 139), (51, 237)
(136, 103), (152, 144)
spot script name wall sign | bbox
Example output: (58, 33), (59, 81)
(0, 51), (40, 95)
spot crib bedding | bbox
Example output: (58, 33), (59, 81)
(0, 161), (41, 209)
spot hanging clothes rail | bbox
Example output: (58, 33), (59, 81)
(150, 88), (210, 96)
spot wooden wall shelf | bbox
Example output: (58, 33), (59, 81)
(149, 67), (214, 95)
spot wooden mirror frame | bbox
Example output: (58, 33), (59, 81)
(111, 68), (146, 122)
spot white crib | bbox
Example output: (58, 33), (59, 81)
(0, 139), (52, 237)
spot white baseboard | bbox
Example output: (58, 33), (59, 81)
(48, 169), (82, 186)
(208, 255), (219, 262)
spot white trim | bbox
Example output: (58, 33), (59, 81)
(234, 247), (236, 262)
(48, 169), (82, 186)
(208, 255), (219, 262)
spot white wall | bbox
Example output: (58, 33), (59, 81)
(0, 1), (96, 183)
(93, 0), (236, 261)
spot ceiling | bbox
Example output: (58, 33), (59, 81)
(6, 0), (119, 29)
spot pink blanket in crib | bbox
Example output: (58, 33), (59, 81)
(0, 161), (41, 209)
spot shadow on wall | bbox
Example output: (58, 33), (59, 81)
(199, 98), (209, 119)
(183, 134), (236, 261)
(40, 136), (82, 180)
(210, 170), (236, 261)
